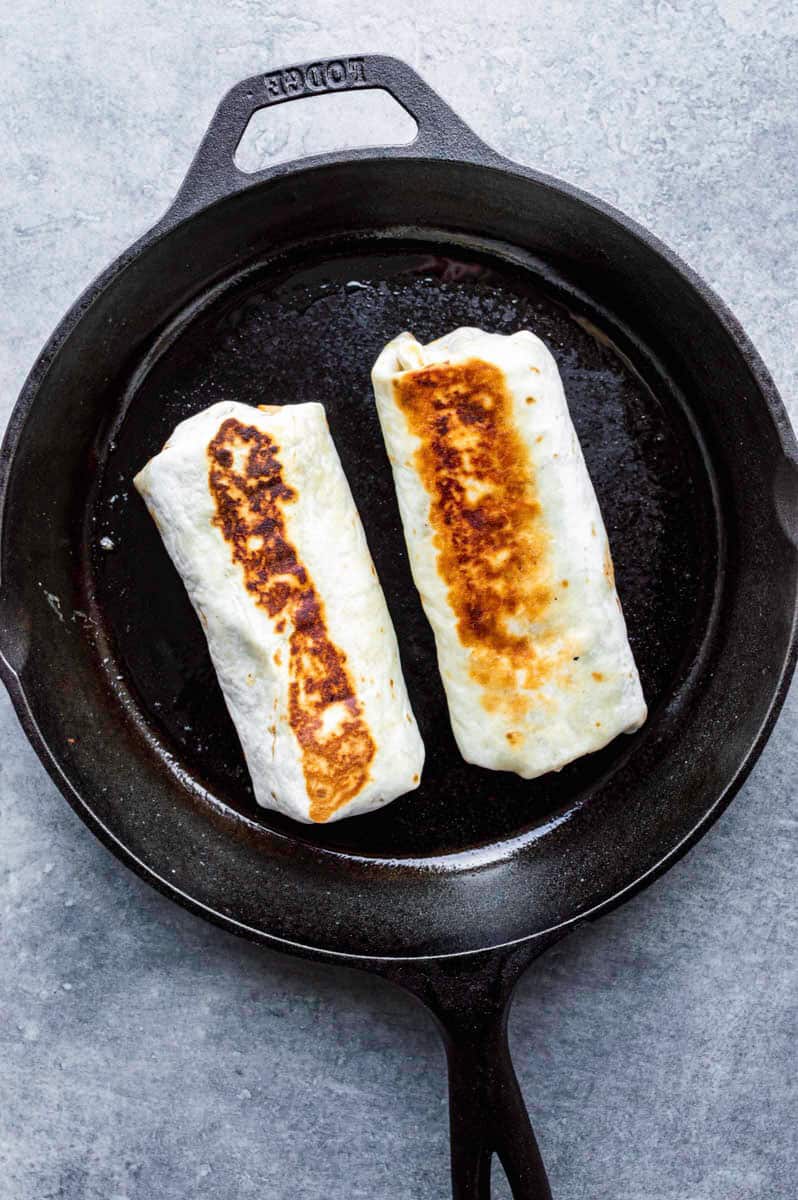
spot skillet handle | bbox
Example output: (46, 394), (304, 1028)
(445, 1001), (552, 1199)
(389, 943), (556, 1200)
(169, 54), (493, 219)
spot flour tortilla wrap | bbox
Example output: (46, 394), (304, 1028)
(371, 327), (646, 778)
(135, 400), (424, 823)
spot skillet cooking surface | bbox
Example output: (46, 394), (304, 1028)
(91, 241), (716, 860)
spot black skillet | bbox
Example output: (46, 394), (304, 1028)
(1, 55), (797, 1198)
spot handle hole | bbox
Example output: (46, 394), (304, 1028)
(234, 88), (418, 173)
(492, 1157), (513, 1198)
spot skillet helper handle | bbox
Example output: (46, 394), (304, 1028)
(170, 54), (491, 217)
(391, 946), (554, 1200)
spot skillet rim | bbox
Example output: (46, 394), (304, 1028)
(1, 146), (796, 964)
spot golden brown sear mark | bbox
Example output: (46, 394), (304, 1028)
(393, 358), (563, 717)
(603, 542), (616, 588)
(207, 418), (375, 822)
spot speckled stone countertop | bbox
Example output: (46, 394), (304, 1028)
(1, 3), (796, 1198)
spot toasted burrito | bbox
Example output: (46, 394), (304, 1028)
(134, 400), (424, 823)
(371, 328), (646, 778)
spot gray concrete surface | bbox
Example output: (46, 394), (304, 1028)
(1, 2), (796, 1197)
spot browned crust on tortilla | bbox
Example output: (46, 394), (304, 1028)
(208, 418), (375, 821)
(603, 541), (616, 588)
(393, 357), (571, 716)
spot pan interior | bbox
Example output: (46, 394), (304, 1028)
(90, 239), (717, 860)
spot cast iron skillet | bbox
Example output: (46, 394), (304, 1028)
(1, 55), (797, 1198)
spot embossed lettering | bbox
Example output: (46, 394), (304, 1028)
(262, 58), (368, 105)
(347, 57), (366, 82)
(264, 71), (284, 99)
(326, 60), (346, 86)
(305, 62), (326, 91)
(283, 67), (304, 95)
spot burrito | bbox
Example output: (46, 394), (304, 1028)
(134, 400), (424, 823)
(371, 328), (646, 778)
